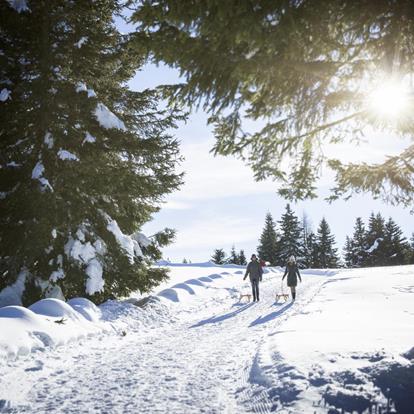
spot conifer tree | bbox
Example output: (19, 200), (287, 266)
(228, 245), (239, 265)
(211, 249), (226, 265)
(365, 213), (387, 267)
(0, 1), (183, 304)
(343, 236), (354, 268)
(408, 234), (414, 265)
(238, 249), (247, 266)
(132, 1), (414, 207)
(277, 205), (303, 266)
(257, 212), (278, 265)
(314, 218), (339, 268)
(306, 232), (319, 269)
(349, 217), (368, 267)
(383, 218), (408, 266)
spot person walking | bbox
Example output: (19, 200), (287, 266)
(243, 254), (263, 302)
(282, 255), (302, 301)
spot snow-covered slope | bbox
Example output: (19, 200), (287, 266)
(0, 263), (413, 413)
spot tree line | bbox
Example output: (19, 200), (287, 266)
(211, 205), (413, 268)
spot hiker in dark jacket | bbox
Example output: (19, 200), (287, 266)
(282, 255), (302, 301)
(243, 254), (263, 302)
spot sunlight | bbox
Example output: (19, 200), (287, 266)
(367, 80), (410, 118)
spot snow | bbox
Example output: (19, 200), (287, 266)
(57, 148), (79, 161)
(49, 269), (64, 282)
(94, 103), (126, 131)
(75, 36), (88, 48)
(85, 258), (104, 295)
(107, 218), (143, 262)
(83, 131), (96, 144)
(366, 238), (383, 253)
(6, 0), (29, 13)
(44, 132), (53, 149)
(31, 161), (53, 192)
(0, 270), (27, 307)
(0, 88), (11, 102)
(0, 264), (413, 413)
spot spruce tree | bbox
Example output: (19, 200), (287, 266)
(349, 217), (368, 267)
(211, 249), (226, 265)
(365, 213), (387, 267)
(408, 234), (414, 265)
(277, 205), (303, 266)
(228, 245), (239, 264)
(383, 218), (408, 266)
(314, 218), (339, 268)
(343, 236), (354, 268)
(257, 212), (278, 265)
(0, 1), (183, 304)
(307, 232), (319, 269)
(238, 249), (247, 266)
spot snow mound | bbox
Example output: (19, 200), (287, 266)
(29, 298), (84, 321)
(0, 305), (40, 321)
(68, 297), (101, 322)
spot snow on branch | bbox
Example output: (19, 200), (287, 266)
(0, 88), (11, 102)
(58, 149), (79, 161)
(94, 103), (126, 131)
(6, 0), (29, 13)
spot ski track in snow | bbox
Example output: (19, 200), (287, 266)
(0, 268), (374, 413)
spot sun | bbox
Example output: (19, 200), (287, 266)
(367, 80), (410, 119)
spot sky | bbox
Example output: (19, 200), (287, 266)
(126, 63), (413, 263)
(115, 16), (413, 263)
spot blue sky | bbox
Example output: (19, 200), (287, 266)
(127, 64), (413, 263)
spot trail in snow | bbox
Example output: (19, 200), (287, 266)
(1, 265), (413, 414)
(0, 269), (325, 413)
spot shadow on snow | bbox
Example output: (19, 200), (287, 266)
(249, 302), (293, 327)
(191, 303), (255, 328)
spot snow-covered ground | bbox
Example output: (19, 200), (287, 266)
(0, 263), (413, 413)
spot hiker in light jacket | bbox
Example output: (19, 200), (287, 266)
(243, 254), (263, 302)
(282, 255), (302, 301)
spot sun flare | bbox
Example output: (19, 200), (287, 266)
(367, 81), (410, 118)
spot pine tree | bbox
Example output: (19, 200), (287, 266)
(0, 2), (183, 304)
(314, 218), (339, 268)
(365, 213), (387, 267)
(238, 249), (247, 265)
(257, 212), (278, 265)
(132, 1), (414, 207)
(228, 245), (239, 264)
(211, 249), (226, 265)
(343, 236), (354, 268)
(383, 218), (408, 266)
(307, 232), (319, 269)
(277, 205), (303, 266)
(182, 258), (188, 264)
(349, 217), (368, 267)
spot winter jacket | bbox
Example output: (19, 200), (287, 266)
(244, 260), (263, 281)
(282, 263), (302, 287)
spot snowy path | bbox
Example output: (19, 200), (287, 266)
(2, 265), (413, 413)
(0, 269), (325, 414)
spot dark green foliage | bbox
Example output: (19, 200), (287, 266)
(131, 0), (414, 207)
(238, 249), (247, 266)
(383, 218), (408, 266)
(343, 236), (354, 268)
(365, 213), (387, 267)
(349, 217), (369, 267)
(211, 248), (226, 265)
(313, 218), (339, 268)
(277, 205), (303, 266)
(228, 245), (239, 265)
(257, 213), (278, 266)
(0, 1), (183, 304)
